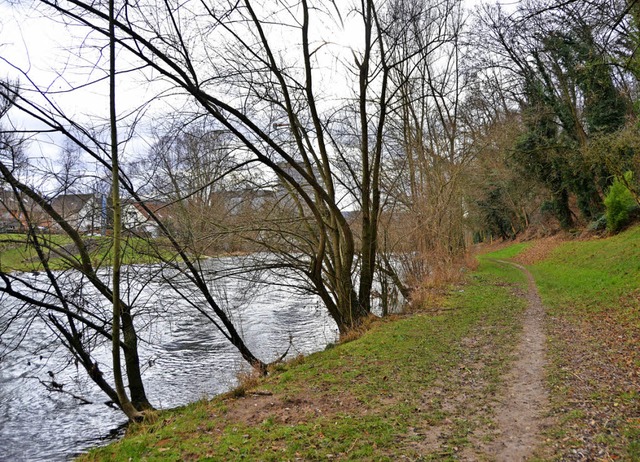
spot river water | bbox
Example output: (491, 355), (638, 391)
(0, 257), (339, 461)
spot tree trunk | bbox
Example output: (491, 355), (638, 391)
(109, 0), (143, 421)
(121, 308), (153, 410)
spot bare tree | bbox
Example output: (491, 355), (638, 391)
(472, 0), (635, 228)
(0, 2), (481, 426)
(9, 0), (405, 332)
(108, 0), (143, 420)
(376, 0), (472, 289)
(0, 84), (153, 412)
(0, 73), (271, 373)
(133, 121), (257, 256)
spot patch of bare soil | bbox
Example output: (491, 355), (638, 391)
(486, 262), (550, 461)
(221, 390), (361, 428)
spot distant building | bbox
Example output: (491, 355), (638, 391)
(122, 200), (173, 237)
(0, 190), (28, 232)
(50, 193), (107, 234)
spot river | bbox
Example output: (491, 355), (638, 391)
(0, 257), (339, 461)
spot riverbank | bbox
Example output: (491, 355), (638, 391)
(79, 226), (640, 461)
(0, 233), (175, 272)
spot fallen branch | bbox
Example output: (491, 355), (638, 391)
(248, 391), (273, 396)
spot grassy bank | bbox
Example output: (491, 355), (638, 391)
(522, 227), (640, 460)
(0, 233), (174, 272)
(80, 253), (529, 461)
(79, 225), (640, 460)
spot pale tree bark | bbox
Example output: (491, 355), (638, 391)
(108, 0), (143, 421)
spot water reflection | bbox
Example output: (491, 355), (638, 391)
(0, 258), (338, 461)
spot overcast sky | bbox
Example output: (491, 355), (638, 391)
(0, 0), (517, 181)
(0, 0), (511, 111)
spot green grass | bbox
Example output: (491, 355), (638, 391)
(0, 234), (60, 270)
(528, 225), (640, 460)
(530, 226), (640, 318)
(80, 254), (528, 461)
(75, 227), (640, 460)
(478, 242), (530, 262)
(0, 233), (176, 272)
(473, 230), (640, 460)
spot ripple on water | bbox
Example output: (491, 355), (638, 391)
(0, 261), (339, 461)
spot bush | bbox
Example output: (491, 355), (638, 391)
(587, 214), (607, 232)
(604, 171), (638, 233)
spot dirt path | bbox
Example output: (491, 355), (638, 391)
(488, 261), (549, 461)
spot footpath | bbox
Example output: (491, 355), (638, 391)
(81, 230), (640, 461)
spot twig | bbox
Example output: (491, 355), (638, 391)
(248, 391), (273, 396)
(27, 375), (93, 405)
(346, 438), (359, 454)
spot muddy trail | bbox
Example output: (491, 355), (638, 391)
(488, 261), (550, 461)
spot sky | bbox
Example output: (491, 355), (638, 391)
(0, 0), (510, 111)
(0, 0), (518, 189)
(0, 0), (508, 101)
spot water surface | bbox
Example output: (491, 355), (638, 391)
(0, 258), (338, 461)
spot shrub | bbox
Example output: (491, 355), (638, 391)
(587, 214), (607, 232)
(604, 171), (638, 233)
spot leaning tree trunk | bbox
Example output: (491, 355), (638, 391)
(121, 308), (152, 410)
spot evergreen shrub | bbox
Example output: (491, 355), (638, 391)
(604, 171), (638, 233)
